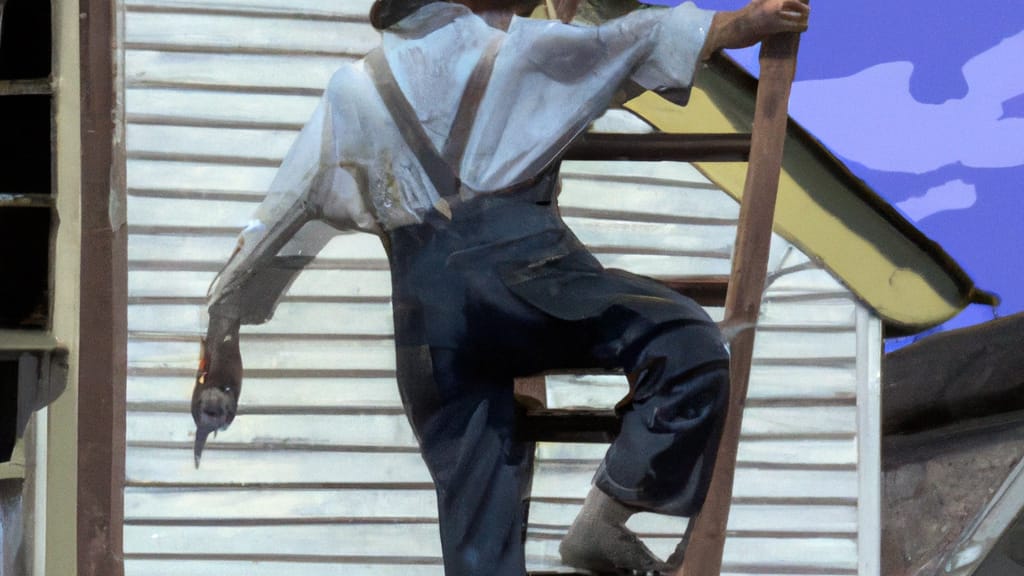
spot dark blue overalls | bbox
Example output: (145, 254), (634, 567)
(367, 43), (730, 576)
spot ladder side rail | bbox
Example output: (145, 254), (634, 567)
(678, 27), (804, 576)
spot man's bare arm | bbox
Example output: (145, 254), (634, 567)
(701, 0), (810, 60)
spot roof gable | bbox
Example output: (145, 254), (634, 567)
(625, 54), (995, 332)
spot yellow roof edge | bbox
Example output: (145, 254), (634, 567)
(625, 53), (996, 332)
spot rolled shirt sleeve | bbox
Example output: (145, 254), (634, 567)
(628, 2), (715, 105)
(467, 3), (716, 186)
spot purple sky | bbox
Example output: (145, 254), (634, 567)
(645, 0), (1024, 346)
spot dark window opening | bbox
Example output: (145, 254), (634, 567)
(0, 0), (52, 80)
(0, 207), (51, 329)
(0, 96), (51, 195)
(0, 360), (16, 462)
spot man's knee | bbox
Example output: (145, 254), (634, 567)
(630, 359), (728, 434)
(624, 321), (729, 410)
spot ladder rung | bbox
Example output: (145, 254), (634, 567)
(565, 132), (751, 163)
(662, 276), (729, 307)
(517, 408), (620, 443)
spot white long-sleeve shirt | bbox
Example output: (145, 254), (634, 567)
(257, 2), (713, 232)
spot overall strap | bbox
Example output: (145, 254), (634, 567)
(365, 48), (458, 197)
(364, 34), (504, 199)
(442, 34), (504, 169)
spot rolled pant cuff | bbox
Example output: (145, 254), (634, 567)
(592, 459), (705, 518)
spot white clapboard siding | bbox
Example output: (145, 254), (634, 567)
(126, 89), (321, 128)
(124, 560), (444, 576)
(127, 124), (301, 161)
(126, 12), (381, 56)
(122, 2), (878, 575)
(125, 0), (375, 18)
(127, 375), (403, 408)
(126, 51), (348, 91)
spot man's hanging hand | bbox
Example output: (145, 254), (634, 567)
(701, 0), (810, 60)
(191, 313), (243, 468)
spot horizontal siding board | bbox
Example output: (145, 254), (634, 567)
(126, 446), (434, 484)
(126, 88), (320, 127)
(128, 303), (395, 336)
(126, 448), (856, 501)
(129, 235), (243, 265)
(128, 270), (217, 298)
(127, 412), (420, 448)
(128, 269), (393, 299)
(559, 176), (738, 222)
(125, 560), (443, 576)
(129, 304), (205, 335)
(536, 437), (855, 467)
(766, 267), (846, 295)
(731, 468), (858, 500)
(124, 523), (443, 556)
(527, 537), (856, 574)
(128, 161), (275, 197)
(592, 253), (732, 277)
(736, 438), (857, 466)
(126, 12), (379, 55)
(125, 0), (375, 19)
(751, 331), (856, 361)
(564, 218), (735, 257)
(128, 339), (397, 371)
(721, 537), (858, 571)
(716, 569), (851, 573)
(130, 556), (869, 576)
(528, 503), (857, 536)
(560, 159), (713, 185)
(126, 50), (348, 91)
(544, 365), (858, 408)
(127, 123), (299, 161)
(274, 268), (392, 298)
(744, 365), (857, 401)
(524, 537), (858, 573)
(758, 298), (857, 328)
(124, 487), (438, 521)
(727, 505), (857, 536)
(520, 438), (860, 468)
(127, 375), (402, 407)
(129, 234), (386, 265)
(739, 406), (856, 437)
(530, 463), (857, 503)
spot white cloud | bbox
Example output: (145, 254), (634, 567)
(895, 179), (977, 221)
(789, 28), (1024, 174)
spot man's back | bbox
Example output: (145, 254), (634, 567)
(316, 2), (713, 231)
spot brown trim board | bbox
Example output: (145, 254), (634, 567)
(79, 0), (126, 573)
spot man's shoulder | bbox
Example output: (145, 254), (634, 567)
(326, 59), (374, 96)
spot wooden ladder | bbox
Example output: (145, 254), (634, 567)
(519, 28), (804, 576)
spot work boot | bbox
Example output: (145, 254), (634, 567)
(559, 486), (670, 575)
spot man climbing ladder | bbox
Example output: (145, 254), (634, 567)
(190, 1), (810, 574)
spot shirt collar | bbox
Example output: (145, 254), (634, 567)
(388, 2), (474, 38)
